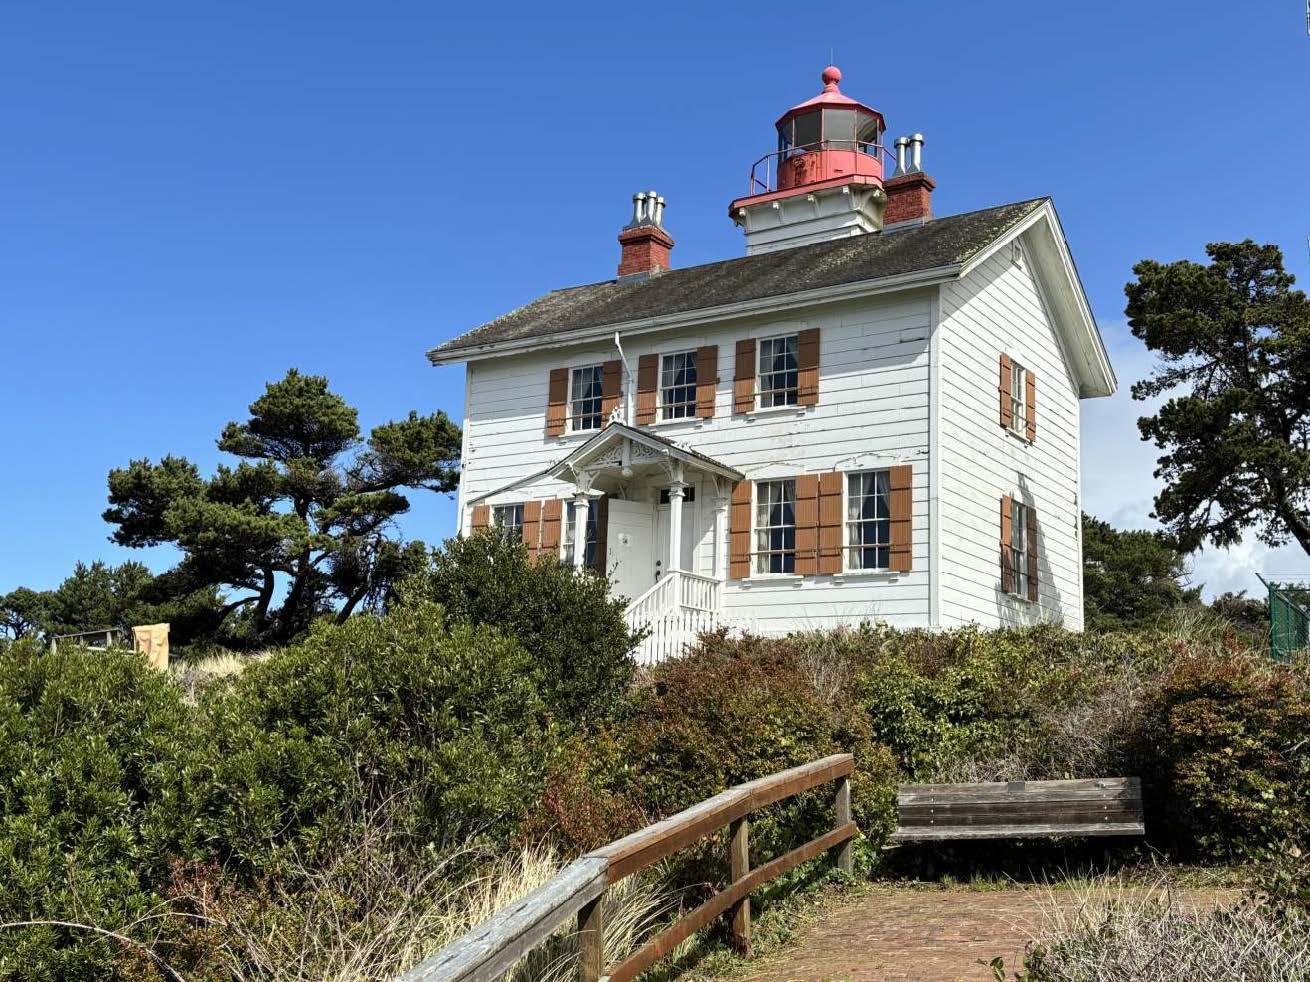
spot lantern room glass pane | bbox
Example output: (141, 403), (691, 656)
(793, 111), (820, 150)
(856, 112), (881, 153)
(777, 119), (793, 154)
(823, 109), (855, 146)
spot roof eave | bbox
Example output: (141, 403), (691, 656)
(958, 200), (1116, 399)
(427, 262), (963, 366)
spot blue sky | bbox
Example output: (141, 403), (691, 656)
(2, 1), (1307, 597)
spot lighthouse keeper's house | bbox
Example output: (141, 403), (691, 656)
(427, 66), (1116, 662)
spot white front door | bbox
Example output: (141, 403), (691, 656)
(606, 498), (656, 603)
(655, 498), (696, 578)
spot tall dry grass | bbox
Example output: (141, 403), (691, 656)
(1016, 874), (1310, 981)
(182, 795), (683, 982)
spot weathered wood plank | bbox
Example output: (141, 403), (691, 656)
(899, 800), (1143, 821)
(728, 816), (751, 954)
(606, 822), (858, 982)
(833, 774), (853, 874)
(901, 785), (1137, 801)
(889, 821), (1145, 842)
(592, 754), (854, 882)
(898, 787), (1143, 805)
(398, 856), (608, 982)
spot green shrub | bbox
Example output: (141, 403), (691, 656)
(199, 601), (555, 870)
(407, 531), (639, 722)
(620, 631), (898, 867)
(0, 641), (203, 980)
(1131, 651), (1310, 859)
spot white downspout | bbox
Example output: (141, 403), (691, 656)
(613, 331), (632, 425)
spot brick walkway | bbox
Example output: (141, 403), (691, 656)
(730, 884), (1236, 982)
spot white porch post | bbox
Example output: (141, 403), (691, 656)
(714, 480), (730, 581)
(667, 480), (686, 574)
(571, 493), (590, 569)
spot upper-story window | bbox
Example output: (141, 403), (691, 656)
(492, 503), (524, 541)
(1008, 497), (1029, 595)
(846, 471), (891, 571)
(1009, 360), (1029, 437)
(758, 334), (799, 408)
(569, 365), (604, 432)
(754, 479), (796, 574)
(660, 351), (698, 420)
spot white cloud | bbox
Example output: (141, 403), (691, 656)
(1079, 319), (1306, 600)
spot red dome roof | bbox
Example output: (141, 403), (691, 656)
(775, 65), (884, 129)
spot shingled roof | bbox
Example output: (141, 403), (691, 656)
(429, 197), (1047, 360)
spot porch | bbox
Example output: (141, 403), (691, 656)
(544, 424), (743, 664)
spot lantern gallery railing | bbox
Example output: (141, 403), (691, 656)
(746, 140), (893, 195)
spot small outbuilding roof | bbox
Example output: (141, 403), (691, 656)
(429, 198), (1047, 361)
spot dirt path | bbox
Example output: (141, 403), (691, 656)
(730, 884), (1237, 982)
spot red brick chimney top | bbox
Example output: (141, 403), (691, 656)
(882, 172), (936, 227)
(617, 191), (674, 282)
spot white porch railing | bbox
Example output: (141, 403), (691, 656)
(624, 570), (722, 664)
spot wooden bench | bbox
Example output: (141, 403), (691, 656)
(888, 777), (1144, 844)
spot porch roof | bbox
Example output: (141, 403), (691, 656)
(546, 423), (744, 490)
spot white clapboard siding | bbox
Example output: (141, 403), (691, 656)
(936, 240), (1084, 629)
(458, 292), (935, 633)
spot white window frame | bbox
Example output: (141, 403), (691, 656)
(844, 470), (892, 572)
(757, 333), (800, 410)
(1009, 497), (1029, 597)
(658, 349), (699, 421)
(492, 503), (524, 541)
(1009, 360), (1029, 438)
(568, 364), (605, 433)
(753, 478), (797, 575)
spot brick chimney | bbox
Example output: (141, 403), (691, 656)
(882, 134), (935, 228)
(617, 191), (674, 283)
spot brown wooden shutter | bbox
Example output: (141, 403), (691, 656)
(1000, 494), (1013, 594)
(546, 367), (569, 436)
(818, 471), (843, 574)
(471, 503), (490, 531)
(636, 354), (658, 425)
(540, 499), (563, 557)
(797, 328), (820, 406)
(888, 464), (913, 573)
(695, 344), (717, 418)
(729, 480), (752, 579)
(591, 495), (609, 574)
(1025, 371), (1037, 442)
(999, 354), (1013, 430)
(523, 501), (542, 558)
(794, 474), (819, 575)
(601, 359), (622, 426)
(1026, 505), (1039, 602)
(734, 338), (756, 414)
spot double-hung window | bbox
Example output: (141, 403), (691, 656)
(846, 471), (891, 570)
(1009, 497), (1029, 595)
(562, 501), (598, 567)
(659, 350), (698, 419)
(758, 334), (799, 408)
(492, 503), (524, 541)
(754, 479), (796, 574)
(1009, 360), (1028, 437)
(569, 365), (604, 432)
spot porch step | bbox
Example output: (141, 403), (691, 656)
(623, 570), (722, 664)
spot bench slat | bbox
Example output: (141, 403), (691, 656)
(889, 821), (1145, 842)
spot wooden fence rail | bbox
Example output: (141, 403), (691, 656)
(399, 753), (856, 982)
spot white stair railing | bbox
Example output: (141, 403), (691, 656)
(624, 570), (722, 664)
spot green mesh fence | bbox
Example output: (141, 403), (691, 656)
(1265, 576), (1310, 662)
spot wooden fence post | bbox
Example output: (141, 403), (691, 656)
(728, 815), (751, 955)
(577, 891), (605, 982)
(832, 775), (853, 874)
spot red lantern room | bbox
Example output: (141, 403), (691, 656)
(730, 66), (913, 256)
(772, 65), (885, 191)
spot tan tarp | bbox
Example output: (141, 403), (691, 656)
(131, 623), (170, 671)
